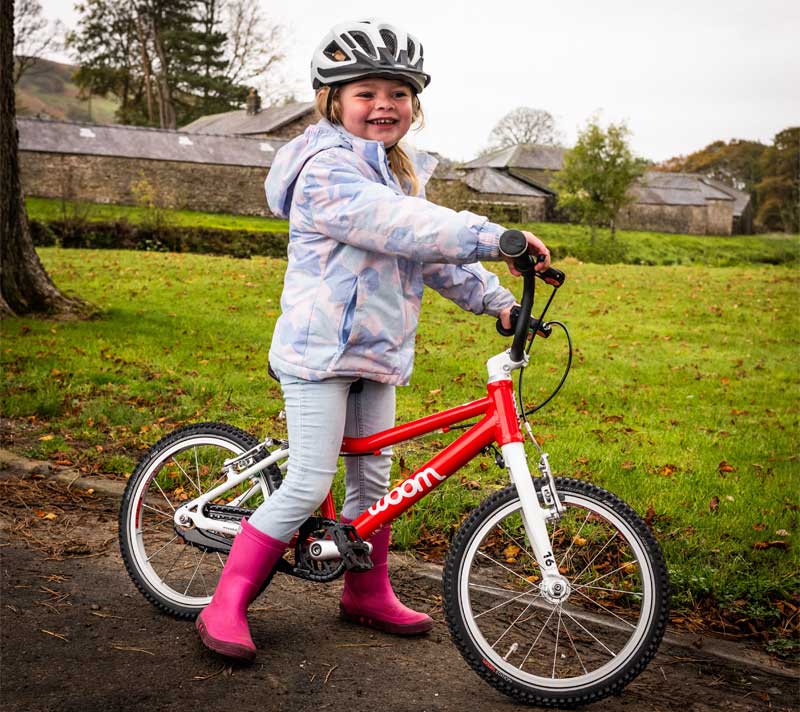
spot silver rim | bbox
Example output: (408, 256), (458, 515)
(457, 492), (656, 692)
(126, 435), (262, 609)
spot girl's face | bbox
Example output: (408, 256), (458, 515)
(337, 78), (414, 147)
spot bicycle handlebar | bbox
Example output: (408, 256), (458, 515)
(498, 230), (565, 362)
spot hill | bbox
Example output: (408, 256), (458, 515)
(15, 57), (119, 124)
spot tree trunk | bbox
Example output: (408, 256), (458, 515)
(135, 13), (155, 123)
(152, 26), (177, 129)
(609, 217), (616, 241)
(0, 0), (89, 319)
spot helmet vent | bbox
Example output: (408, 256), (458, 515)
(324, 41), (344, 60)
(349, 31), (376, 56)
(407, 38), (415, 59)
(380, 29), (397, 56)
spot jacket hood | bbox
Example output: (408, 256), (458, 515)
(265, 119), (438, 218)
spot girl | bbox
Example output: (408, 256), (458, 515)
(196, 18), (551, 662)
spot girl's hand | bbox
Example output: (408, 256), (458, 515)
(499, 305), (514, 331)
(504, 231), (551, 276)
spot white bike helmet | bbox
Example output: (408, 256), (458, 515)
(311, 19), (431, 94)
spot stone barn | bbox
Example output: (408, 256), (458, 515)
(18, 117), (287, 216)
(181, 96), (316, 140)
(619, 172), (738, 236)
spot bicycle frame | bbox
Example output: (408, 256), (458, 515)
(176, 347), (565, 592)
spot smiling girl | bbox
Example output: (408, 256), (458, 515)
(195, 18), (551, 662)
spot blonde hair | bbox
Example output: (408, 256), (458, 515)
(315, 85), (425, 196)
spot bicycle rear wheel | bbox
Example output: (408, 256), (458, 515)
(443, 478), (669, 708)
(119, 422), (282, 619)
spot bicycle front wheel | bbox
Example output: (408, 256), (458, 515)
(443, 478), (669, 708)
(119, 422), (281, 619)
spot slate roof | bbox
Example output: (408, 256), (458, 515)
(464, 168), (549, 197)
(17, 117), (287, 167)
(697, 176), (751, 217)
(464, 144), (566, 171)
(631, 172), (733, 207)
(181, 101), (315, 135)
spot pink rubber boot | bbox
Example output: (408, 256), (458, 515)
(340, 522), (433, 635)
(196, 519), (287, 662)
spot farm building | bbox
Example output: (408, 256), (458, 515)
(618, 172), (743, 236)
(461, 144), (750, 235)
(426, 157), (550, 223)
(181, 95), (316, 140)
(17, 117), (286, 216)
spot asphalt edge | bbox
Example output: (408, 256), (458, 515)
(2, 447), (798, 680)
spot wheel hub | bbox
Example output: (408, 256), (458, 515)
(539, 576), (571, 604)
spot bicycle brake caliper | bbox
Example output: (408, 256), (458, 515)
(538, 453), (565, 519)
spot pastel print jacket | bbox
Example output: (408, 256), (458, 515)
(265, 119), (515, 386)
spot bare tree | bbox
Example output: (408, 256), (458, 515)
(13, 0), (64, 84)
(222, 0), (292, 103)
(1, 0), (89, 318)
(487, 107), (561, 150)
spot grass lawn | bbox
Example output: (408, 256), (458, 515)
(2, 248), (798, 645)
(26, 197), (799, 268)
(26, 197), (289, 234)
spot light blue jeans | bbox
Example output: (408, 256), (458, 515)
(248, 372), (396, 542)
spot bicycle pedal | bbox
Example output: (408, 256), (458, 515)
(330, 523), (374, 572)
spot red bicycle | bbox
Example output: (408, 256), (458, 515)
(120, 231), (670, 708)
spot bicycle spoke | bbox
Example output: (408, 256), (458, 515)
(575, 561), (641, 591)
(146, 534), (180, 562)
(575, 583), (643, 598)
(559, 607), (618, 658)
(556, 510), (592, 571)
(561, 613), (588, 675)
(152, 477), (176, 513)
(183, 548), (207, 596)
(551, 607), (563, 678)
(519, 604), (558, 671)
(477, 550), (540, 589)
(492, 600), (535, 649)
(571, 530), (619, 582)
(169, 454), (201, 497)
(474, 587), (541, 619)
(571, 588), (638, 629)
(142, 503), (173, 522)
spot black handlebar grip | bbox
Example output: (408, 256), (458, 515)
(499, 230), (535, 274)
(539, 266), (566, 287)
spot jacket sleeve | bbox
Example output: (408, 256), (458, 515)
(295, 149), (505, 264)
(422, 263), (516, 317)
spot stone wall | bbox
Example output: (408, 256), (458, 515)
(617, 202), (733, 235)
(20, 152), (273, 216)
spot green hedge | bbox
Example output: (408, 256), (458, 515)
(30, 219), (289, 259)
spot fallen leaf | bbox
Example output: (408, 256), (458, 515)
(503, 544), (521, 563)
(753, 541), (789, 550)
(659, 464), (677, 477)
(621, 460), (635, 470)
(753, 523), (767, 531)
(428, 388), (442, 395)
(718, 461), (736, 473)
(775, 529), (790, 537)
(709, 496), (720, 512)
(38, 434), (54, 442)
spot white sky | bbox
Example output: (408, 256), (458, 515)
(38, 0), (800, 163)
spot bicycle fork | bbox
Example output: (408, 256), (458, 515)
(487, 351), (569, 603)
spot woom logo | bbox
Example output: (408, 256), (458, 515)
(368, 467), (446, 515)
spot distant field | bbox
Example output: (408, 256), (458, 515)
(2, 248), (798, 643)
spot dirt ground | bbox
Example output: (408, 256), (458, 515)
(0, 459), (798, 712)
